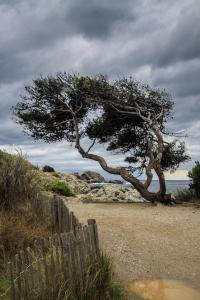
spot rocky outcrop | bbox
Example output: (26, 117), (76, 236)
(60, 173), (91, 194)
(80, 171), (106, 183)
(41, 172), (91, 194)
(42, 165), (55, 172)
(79, 184), (145, 203)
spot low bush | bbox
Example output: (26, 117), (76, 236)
(0, 150), (41, 210)
(174, 188), (199, 202)
(45, 180), (75, 196)
(188, 161), (200, 196)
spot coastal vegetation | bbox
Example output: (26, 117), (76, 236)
(0, 151), (124, 299)
(175, 161), (200, 202)
(45, 179), (75, 197)
(13, 74), (189, 204)
(0, 150), (41, 210)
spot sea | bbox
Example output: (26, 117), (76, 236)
(144, 180), (190, 193)
(93, 180), (190, 194)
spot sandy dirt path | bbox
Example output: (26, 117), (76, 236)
(66, 201), (200, 294)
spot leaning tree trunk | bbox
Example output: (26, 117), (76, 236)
(74, 116), (172, 205)
(129, 181), (172, 205)
(77, 141), (172, 205)
(120, 168), (172, 205)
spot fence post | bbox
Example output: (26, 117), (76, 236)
(87, 219), (99, 255)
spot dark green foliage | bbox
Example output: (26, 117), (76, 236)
(188, 161), (200, 196)
(161, 141), (190, 171)
(0, 150), (41, 210)
(13, 73), (189, 176)
(45, 180), (74, 196)
(174, 188), (199, 202)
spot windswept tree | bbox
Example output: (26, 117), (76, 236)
(13, 73), (189, 204)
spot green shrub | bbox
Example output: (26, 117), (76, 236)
(174, 188), (199, 202)
(0, 150), (41, 210)
(45, 180), (74, 196)
(188, 161), (200, 196)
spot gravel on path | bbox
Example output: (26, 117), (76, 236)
(66, 202), (200, 294)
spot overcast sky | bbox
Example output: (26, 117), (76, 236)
(0, 0), (199, 179)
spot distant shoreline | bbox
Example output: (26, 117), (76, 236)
(90, 180), (190, 193)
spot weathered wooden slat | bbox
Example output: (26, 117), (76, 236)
(94, 223), (100, 254)
(34, 241), (44, 294)
(41, 245), (49, 293)
(88, 219), (99, 255)
(8, 261), (16, 300)
(15, 254), (22, 299)
(20, 250), (30, 297)
(26, 247), (35, 289)
(60, 233), (70, 280)
(64, 206), (70, 232)
(49, 237), (56, 297)
(53, 234), (60, 272)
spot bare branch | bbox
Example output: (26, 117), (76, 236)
(156, 107), (164, 120)
(86, 138), (96, 153)
(110, 103), (150, 122)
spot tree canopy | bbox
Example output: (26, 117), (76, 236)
(13, 73), (190, 203)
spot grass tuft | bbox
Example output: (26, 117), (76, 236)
(0, 150), (41, 210)
(45, 180), (75, 197)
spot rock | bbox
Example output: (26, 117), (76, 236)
(80, 171), (106, 183)
(79, 184), (145, 203)
(108, 179), (123, 184)
(40, 172), (91, 194)
(42, 165), (55, 172)
(59, 173), (91, 194)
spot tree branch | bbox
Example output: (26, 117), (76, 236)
(86, 138), (96, 153)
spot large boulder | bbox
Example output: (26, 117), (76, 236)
(79, 184), (145, 203)
(80, 171), (106, 183)
(42, 165), (55, 172)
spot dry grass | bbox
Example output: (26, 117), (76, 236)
(0, 209), (53, 262)
(0, 150), (41, 210)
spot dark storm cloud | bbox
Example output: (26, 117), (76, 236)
(156, 4), (200, 66)
(65, 0), (135, 39)
(152, 60), (200, 98)
(0, 0), (199, 174)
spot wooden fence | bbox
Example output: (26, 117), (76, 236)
(2, 194), (100, 300)
(33, 193), (80, 234)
